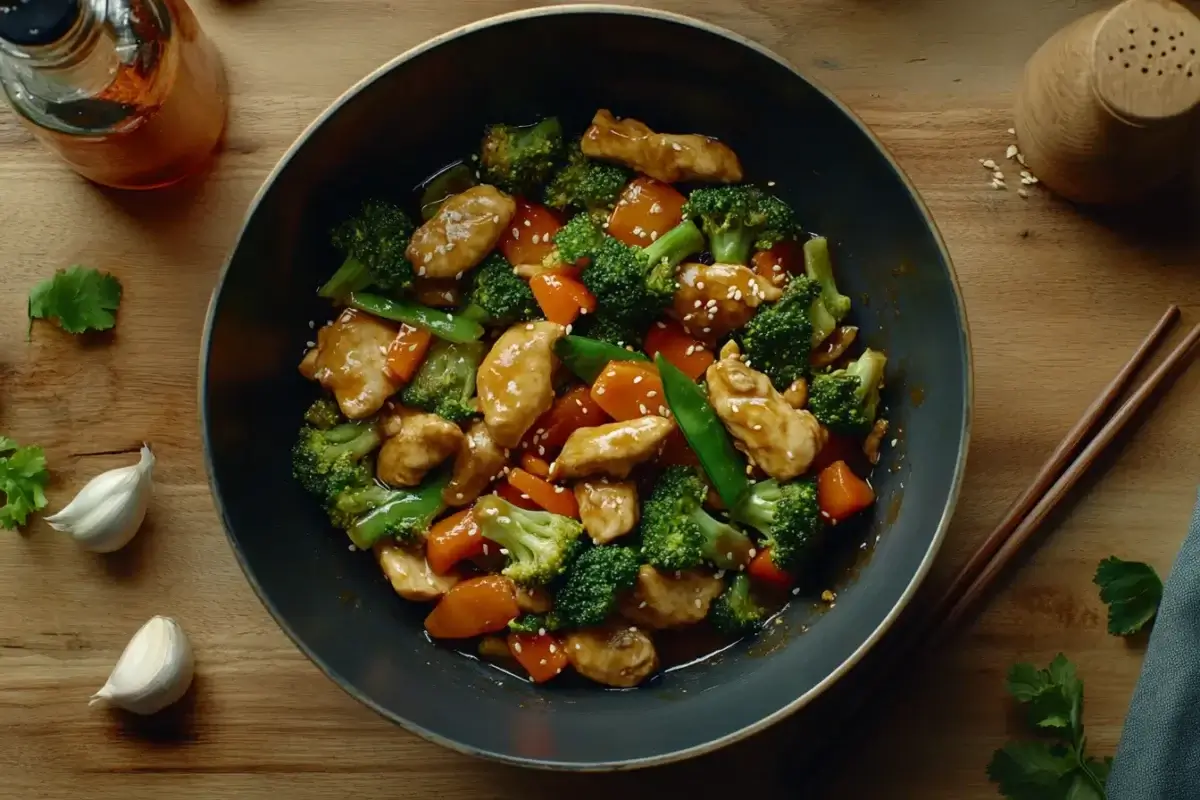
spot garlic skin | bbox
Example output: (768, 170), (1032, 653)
(90, 616), (194, 715)
(46, 444), (154, 553)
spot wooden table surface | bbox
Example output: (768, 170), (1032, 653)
(3, 0), (1199, 796)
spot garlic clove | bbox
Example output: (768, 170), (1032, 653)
(90, 616), (194, 715)
(46, 444), (154, 553)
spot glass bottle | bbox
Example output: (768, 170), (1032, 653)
(0, 0), (227, 190)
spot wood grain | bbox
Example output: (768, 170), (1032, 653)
(3, 0), (1200, 797)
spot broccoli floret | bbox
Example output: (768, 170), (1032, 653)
(807, 349), (888, 436)
(329, 469), (450, 549)
(709, 573), (768, 635)
(740, 275), (836, 389)
(303, 397), (343, 430)
(682, 185), (797, 266)
(292, 419), (382, 503)
(732, 478), (823, 574)
(639, 466), (754, 572)
(508, 612), (564, 634)
(319, 200), (416, 299)
(475, 495), (584, 586)
(553, 213), (608, 265)
(580, 220), (704, 335)
(570, 314), (644, 349)
(400, 339), (487, 423)
(461, 253), (540, 325)
(543, 146), (631, 216)
(554, 545), (641, 628)
(803, 236), (851, 322)
(480, 117), (564, 195)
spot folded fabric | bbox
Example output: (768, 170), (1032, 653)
(1107, 488), (1200, 798)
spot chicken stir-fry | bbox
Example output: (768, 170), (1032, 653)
(376, 406), (464, 487)
(406, 185), (516, 279)
(565, 624), (660, 688)
(293, 108), (887, 690)
(444, 420), (507, 506)
(705, 356), (826, 481)
(582, 109), (743, 184)
(574, 480), (639, 543)
(305, 309), (400, 419)
(376, 543), (459, 601)
(619, 566), (724, 629)
(673, 262), (780, 343)
(554, 416), (675, 480)
(476, 321), (564, 448)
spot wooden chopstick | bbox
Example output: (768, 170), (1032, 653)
(922, 305), (1180, 639)
(933, 318), (1200, 641)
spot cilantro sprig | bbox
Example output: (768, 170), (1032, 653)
(28, 265), (123, 335)
(0, 436), (49, 530)
(987, 655), (1111, 800)
(1094, 556), (1163, 636)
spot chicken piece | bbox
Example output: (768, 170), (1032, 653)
(298, 347), (320, 380)
(581, 109), (743, 184)
(554, 416), (675, 481)
(705, 357), (827, 481)
(718, 339), (741, 361)
(515, 585), (553, 614)
(311, 309), (401, 420)
(673, 262), (780, 343)
(444, 420), (507, 506)
(784, 378), (808, 409)
(565, 623), (659, 688)
(477, 321), (565, 448)
(374, 542), (458, 602)
(406, 185), (516, 279)
(618, 565), (725, 629)
(574, 480), (639, 544)
(376, 407), (465, 488)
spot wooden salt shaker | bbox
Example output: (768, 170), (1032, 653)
(1014, 0), (1200, 204)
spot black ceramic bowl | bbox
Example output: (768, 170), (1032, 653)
(201, 5), (971, 771)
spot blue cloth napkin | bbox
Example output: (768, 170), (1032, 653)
(1107, 489), (1200, 798)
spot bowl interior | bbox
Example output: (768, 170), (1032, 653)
(202, 7), (969, 769)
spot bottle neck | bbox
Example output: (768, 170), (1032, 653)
(1, 0), (119, 103)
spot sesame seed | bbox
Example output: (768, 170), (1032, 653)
(820, 510), (830, 519)
(767, 180), (776, 187)
(305, 340), (316, 348)
(1005, 144), (1018, 159)
(671, 142), (682, 151)
(513, 641), (523, 653)
(753, 424), (762, 431)
(993, 170), (1004, 180)
(702, 327), (711, 333)
(1017, 188), (1029, 198)
(553, 485), (564, 493)
(418, 266), (427, 276)
(696, 281), (705, 290)
(524, 219), (532, 227)
(538, 445), (545, 456)
(646, 390), (657, 398)
(500, 548), (509, 555)
(307, 320), (315, 329)
(786, 451), (794, 459)
(658, 406), (667, 415)
(650, 230), (659, 241)
(526, 323), (535, 330)
(538, 627), (547, 636)
(596, 387), (606, 395)
(582, 407), (589, 414)
(1017, 153), (1027, 166)
(685, 345), (696, 356)
(633, 375), (643, 384)
(748, 548), (757, 558)
(606, 370), (617, 378)
(531, 233), (540, 245)
(694, 300), (703, 308)
(992, 179), (1007, 190)
(1007, 128), (1016, 135)
(649, 202), (662, 214)
(982, 159), (997, 170)
(638, 601), (648, 608)
(565, 324), (573, 334)
(348, 544), (357, 552)
(579, 307), (588, 315)
(492, 215), (500, 222)
(483, 543), (490, 554)
(694, 598), (702, 608)
(891, 438), (898, 447)
(511, 228), (520, 239)
(639, 403), (649, 415)
(548, 644), (557, 653)
(423, 253), (433, 263)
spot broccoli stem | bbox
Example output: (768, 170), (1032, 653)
(643, 219), (705, 269)
(708, 225), (752, 266)
(803, 237), (852, 321)
(318, 256), (372, 299)
(734, 480), (781, 533)
(693, 508), (755, 569)
(848, 349), (888, 417)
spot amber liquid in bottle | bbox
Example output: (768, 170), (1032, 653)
(0, 0), (227, 190)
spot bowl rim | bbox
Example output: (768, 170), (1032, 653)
(199, 2), (974, 772)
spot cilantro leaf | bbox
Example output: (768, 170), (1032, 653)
(28, 265), (123, 335)
(1006, 654), (1082, 733)
(0, 437), (49, 530)
(987, 741), (1076, 800)
(1094, 556), (1163, 636)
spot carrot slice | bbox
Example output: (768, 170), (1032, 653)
(424, 575), (520, 639)
(818, 460), (876, 523)
(644, 319), (714, 382)
(748, 548), (794, 588)
(385, 324), (433, 383)
(527, 386), (610, 451)
(497, 199), (561, 267)
(752, 239), (804, 290)
(508, 630), (570, 683)
(495, 481), (540, 510)
(530, 269), (596, 326)
(508, 468), (579, 518)
(426, 509), (484, 576)
(606, 177), (686, 246)
(520, 451), (552, 478)
(590, 360), (667, 421)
